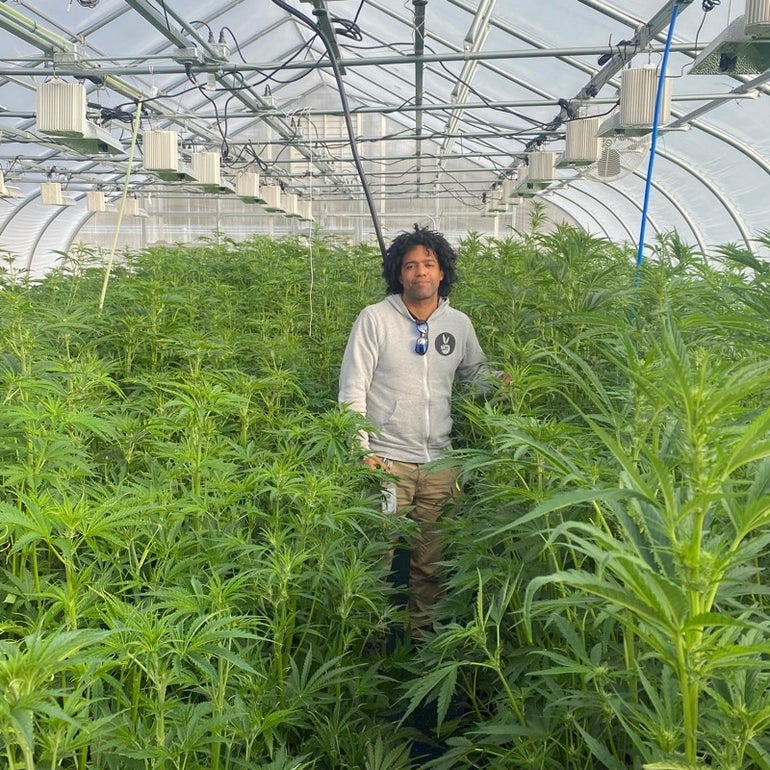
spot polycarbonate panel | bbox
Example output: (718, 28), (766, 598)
(0, 0), (766, 267)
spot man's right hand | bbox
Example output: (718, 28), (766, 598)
(364, 454), (390, 472)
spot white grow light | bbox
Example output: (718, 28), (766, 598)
(235, 171), (266, 204)
(124, 198), (148, 217)
(512, 152), (555, 197)
(261, 184), (285, 213)
(513, 165), (536, 198)
(192, 151), (235, 194)
(527, 151), (556, 186)
(0, 171), (23, 199)
(143, 130), (197, 182)
(598, 66), (671, 136)
(86, 190), (107, 212)
(36, 80), (124, 156)
(283, 193), (301, 218)
(557, 117), (602, 167)
(298, 200), (314, 222)
(40, 181), (75, 206)
(746, 0), (770, 36)
(487, 188), (507, 213)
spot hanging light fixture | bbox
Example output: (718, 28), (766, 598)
(192, 151), (235, 194)
(124, 197), (148, 217)
(513, 165), (536, 198)
(691, 1), (770, 74)
(487, 187), (507, 213)
(36, 79), (123, 155)
(527, 150), (556, 186)
(746, 0), (770, 36)
(260, 184), (285, 213)
(235, 171), (266, 204)
(298, 200), (314, 222)
(283, 192), (301, 218)
(40, 181), (65, 205)
(86, 190), (107, 212)
(0, 171), (23, 199)
(143, 130), (197, 181)
(598, 66), (671, 135)
(557, 117), (602, 167)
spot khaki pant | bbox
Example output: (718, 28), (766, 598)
(385, 459), (459, 629)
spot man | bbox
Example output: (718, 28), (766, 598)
(338, 225), (491, 636)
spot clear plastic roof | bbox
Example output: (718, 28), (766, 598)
(0, 0), (768, 274)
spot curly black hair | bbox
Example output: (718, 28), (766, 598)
(382, 224), (458, 296)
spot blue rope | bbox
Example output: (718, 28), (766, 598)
(635, 3), (680, 282)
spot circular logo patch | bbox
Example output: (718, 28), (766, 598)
(435, 332), (456, 356)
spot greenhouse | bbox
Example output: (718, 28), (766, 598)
(1, 1), (770, 769)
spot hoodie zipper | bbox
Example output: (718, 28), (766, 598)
(401, 295), (443, 462)
(420, 348), (431, 459)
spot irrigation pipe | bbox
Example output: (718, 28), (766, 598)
(635, 2), (679, 281)
(98, 101), (142, 311)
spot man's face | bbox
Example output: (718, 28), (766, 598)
(399, 245), (444, 304)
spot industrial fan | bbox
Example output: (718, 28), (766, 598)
(579, 131), (651, 183)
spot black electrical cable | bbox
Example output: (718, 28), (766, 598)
(194, 83), (230, 160)
(350, 0), (365, 26)
(271, 0), (388, 260)
(247, 35), (324, 87)
(114, 82), (200, 112)
(255, 57), (326, 87)
(597, 37), (637, 66)
(435, 58), (548, 128)
(112, 49), (324, 167)
(88, 101), (137, 125)
(682, 0), (720, 77)
(112, 33), (324, 126)
(190, 20), (215, 42)
(157, 0), (172, 34)
(329, 0), (365, 41)
(246, 143), (271, 173)
(219, 26), (250, 64)
(558, 98), (578, 120)
(427, 106), (547, 148)
(184, 61), (197, 86)
(331, 18), (363, 42)
(340, 39), (416, 52)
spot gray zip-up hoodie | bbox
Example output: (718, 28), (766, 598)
(338, 293), (488, 464)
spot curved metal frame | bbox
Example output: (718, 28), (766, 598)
(0, 0), (765, 268)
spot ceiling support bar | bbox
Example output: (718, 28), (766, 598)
(667, 70), (770, 128)
(125, 0), (351, 196)
(414, 0), (427, 190)
(0, 4), (148, 106)
(500, 1), (697, 161)
(303, 1), (346, 74)
(439, 0), (498, 156)
(0, 44), (698, 78)
(123, 0), (224, 60)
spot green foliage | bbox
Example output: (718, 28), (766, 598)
(0, 235), (400, 769)
(422, 227), (770, 768)
(1, 228), (769, 768)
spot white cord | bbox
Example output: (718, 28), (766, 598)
(307, 115), (315, 338)
(99, 101), (142, 311)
